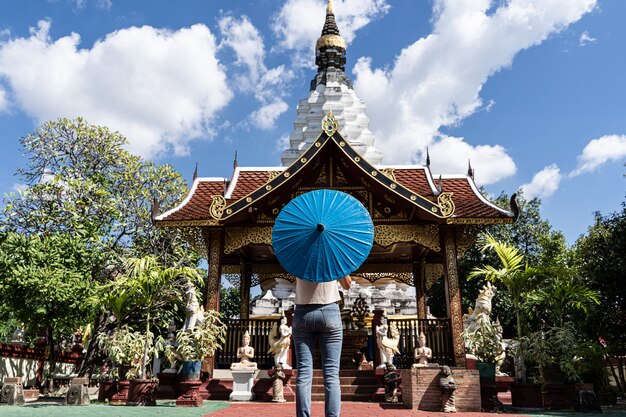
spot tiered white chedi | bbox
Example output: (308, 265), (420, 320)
(280, 0), (383, 166)
(281, 83), (383, 166)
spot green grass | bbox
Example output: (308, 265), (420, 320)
(0, 401), (229, 417)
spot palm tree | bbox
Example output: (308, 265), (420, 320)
(107, 256), (201, 379)
(469, 233), (543, 382)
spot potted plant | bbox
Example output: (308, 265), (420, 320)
(97, 256), (203, 406)
(162, 309), (226, 377)
(96, 326), (145, 404)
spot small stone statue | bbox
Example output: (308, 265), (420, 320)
(439, 365), (457, 413)
(414, 331), (433, 366)
(183, 282), (204, 331)
(383, 363), (401, 403)
(11, 324), (25, 344)
(163, 320), (178, 373)
(268, 314), (292, 370)
(231, 331), (257, 370)
(494, 318), (507, 376)
(376, 315), (400, 369)
(271, 363), (287, 403)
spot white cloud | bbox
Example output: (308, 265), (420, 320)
(0, 19), (233, 158)
(219, 15), (293, 130)
(97, 0), (112, 10)
(571, 134), (626, 176)
(579, 30), (596, 46)
(520, 164), (562, 199)
(250, 99), (289, 130)
(353, 0), (597, 184)
(429, 136), (516, 185)
(0, 87), (7, 112)
(273, 0), (389, 66)
(12, 183), (29, 193)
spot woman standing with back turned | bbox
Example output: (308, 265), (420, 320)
(293, 275), (351, 417)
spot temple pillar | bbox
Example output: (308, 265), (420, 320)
(204, 228), (224, 375)
(239, 262), (252, 320)
(441, 227), (466, 368)
(413, 259), (427, 320)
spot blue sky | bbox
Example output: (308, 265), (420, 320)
(0, 0), (624, 245)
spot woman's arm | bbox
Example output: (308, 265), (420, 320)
(338, 275), (352, 290)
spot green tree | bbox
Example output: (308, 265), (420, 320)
(0, 232), (99, 385)
(219, 285), (241, 319)
(575, 202), (626, 393)
(1, 117), (196, 266)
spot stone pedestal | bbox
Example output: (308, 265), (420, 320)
(176, 380), (203, 407)
(230, 369), (256, 401)
(266, 369), (295, 402)
(1, 377), (25, 406)
(64, 377), (90, 406)
(110, 380), (130, 405)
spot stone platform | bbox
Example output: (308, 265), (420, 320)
(401, 367), (481, 412)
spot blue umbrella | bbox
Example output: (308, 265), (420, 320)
(272, 189), (374, 282)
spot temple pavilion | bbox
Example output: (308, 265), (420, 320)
(154, 0), (516, 377)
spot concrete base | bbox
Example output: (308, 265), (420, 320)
(64, 378), (90, 406)
(230, 369), (256, 401)
(402, 367), (481, 412)
(0, 383), (25, 406)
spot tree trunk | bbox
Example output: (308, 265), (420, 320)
(515, 303), (526, 383)
(46, 328), (56, 395)
(78, 313), (108, 376)
(608, 357), (625, 396)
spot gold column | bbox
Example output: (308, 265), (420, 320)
(204, 228), (224, 375)
(205, 228), (224, 312)
(442, 227), (466, 367)
(239, 262), (252, 320)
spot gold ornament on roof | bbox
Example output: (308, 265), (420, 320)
(437, 192), (455, 217)
(322, 109), (339, 136)
(209, 195), (227, 220)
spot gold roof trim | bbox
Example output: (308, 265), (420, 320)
(316, 34), (346, 50)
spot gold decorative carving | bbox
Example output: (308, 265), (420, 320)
(315, 164), (327, 185)
(437, 192), (455, 217)
(374, 225), (441, 252)
(224, 227), (273, 254)
(446, 217), (514, 225)
(380, 168), (396, 182)
(209, 195), (227, 219)
(456, 226), (480, 258)
(444, 229), (466, 367)
(334, 164), (348, 186)
(351, 272), (413, 285)
(223, 264), (242, 287)
(179, 226), (208, 252)
(424, 263), (444, 290)
(268, 171), (281, 182)
(322, 109), (339, 136)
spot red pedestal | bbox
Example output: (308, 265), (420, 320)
(109, 380), (129, 405)
(98, 380), (117, 402)
(176, 380), (203, 407)
(156, 372), (178, 399)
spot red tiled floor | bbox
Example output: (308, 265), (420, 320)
(203, 402), (529, 417)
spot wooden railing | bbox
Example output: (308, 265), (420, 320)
(215, 317), (454, 369)
(387, 318), (454, 367)
(214, 317), (281, 369)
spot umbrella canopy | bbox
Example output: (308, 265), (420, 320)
(272, 189), (374, 282)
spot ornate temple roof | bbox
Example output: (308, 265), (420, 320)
(155, 118), (514, 226)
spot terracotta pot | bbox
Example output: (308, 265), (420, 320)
(127, 379), (158, 406)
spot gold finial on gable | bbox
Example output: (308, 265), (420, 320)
(322, 108), (339, 136)
(327, 0), (334, 14)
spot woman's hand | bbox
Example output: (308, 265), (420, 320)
(338, 275), (352, 290)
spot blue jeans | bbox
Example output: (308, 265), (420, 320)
(293, 303), (342, 417)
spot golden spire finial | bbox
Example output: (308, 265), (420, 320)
(327, 0), (334, 14)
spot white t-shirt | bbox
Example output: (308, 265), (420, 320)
(295, 277), (340, 305)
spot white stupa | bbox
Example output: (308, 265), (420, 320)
(280, 0), (383, 166)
